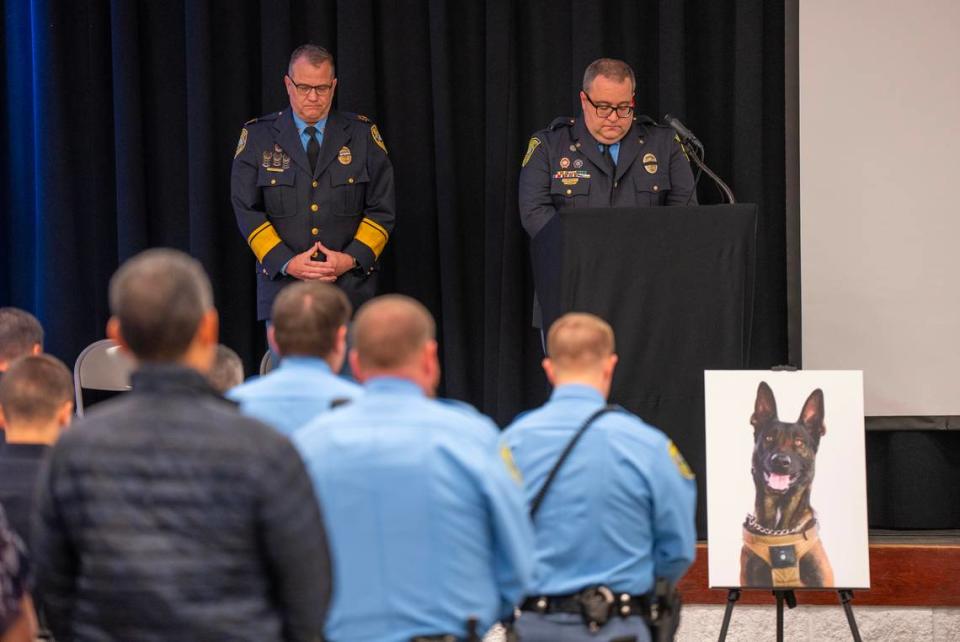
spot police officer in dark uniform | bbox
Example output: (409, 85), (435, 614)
(518, 58), (696, 239)
(231, 44), (395, 320)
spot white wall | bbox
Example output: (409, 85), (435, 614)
(800, 0), (960, 416)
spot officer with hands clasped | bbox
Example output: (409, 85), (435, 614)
(502, 313), (697, 642)
(231, 44), (395, 321)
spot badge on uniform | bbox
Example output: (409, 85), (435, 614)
(522, 137), (541, 168)
(338, 146), (353, 165)
(234, 128), (247, 159)
(643, 152), (659, 174)
(371, 124), (388, 154)
(667, 440), (695, 480)
(263, 145), (290, 172)
(560, 157), (570, 169)
(573, 159), (583, 169)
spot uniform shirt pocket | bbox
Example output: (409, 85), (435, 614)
(329, 166), (371, 217)
(257, 168), (297, 217)
(549, 176), (591, 202)
(633, 173), (671, 206)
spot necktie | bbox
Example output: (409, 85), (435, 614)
(305, 125), (320, 175)
(602, 144), (616, 173)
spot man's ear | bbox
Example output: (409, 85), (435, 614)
(348, 349), (365, 383)
(0, 405), (6, 429)
(56, 401), (74, 428)
(198, 309), (219, 347)
(106, 317), (130, 354)
(542, 358), (556, 386)
(751, 381), (777, 428)
(31, 344), (42, 356)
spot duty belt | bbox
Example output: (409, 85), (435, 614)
(521, 589), (652, 619)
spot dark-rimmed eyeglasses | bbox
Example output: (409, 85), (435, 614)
(287, 75), (334, 97)
(583, 92), (634, 119)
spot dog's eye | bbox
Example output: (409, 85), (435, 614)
(793, 438), (805, 449)
(764, 435), (774, 443)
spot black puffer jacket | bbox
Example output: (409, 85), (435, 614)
(32, 364), (331, 642)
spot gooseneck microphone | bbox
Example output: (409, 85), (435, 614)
(663, 114), (704, 151)
(662, 113), (736, 204)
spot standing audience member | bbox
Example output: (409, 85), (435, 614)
(208, 344), (245, 394)
(32, 248), (333, 642)
(0, 355), (73, 543)
(0, 309), (43, 376)
(295, 295), (534, 642)
(229, 281), (359, 434)
(503, 313), (696, 642)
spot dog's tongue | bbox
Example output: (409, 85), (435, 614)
(767, 473), (791, 491)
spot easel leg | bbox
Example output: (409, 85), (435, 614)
(773, 591), (797, 642)
(838, 590), (863, 642)
(717, 589), (740, 641)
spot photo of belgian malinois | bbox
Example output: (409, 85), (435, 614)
(740, 381), (835, 587)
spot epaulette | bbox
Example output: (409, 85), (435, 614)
(635, 114), (659, 127)
(345, 112), (375, 125)
(548, 116), (576, 130)
(245, 111), (282, 126)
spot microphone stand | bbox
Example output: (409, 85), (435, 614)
(681, 141), (737, 204)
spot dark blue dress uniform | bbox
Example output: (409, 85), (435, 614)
(231, 109), (395, 319)
(518, 114), (697, 238)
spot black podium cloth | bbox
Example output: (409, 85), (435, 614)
(531, 205), (758, 536)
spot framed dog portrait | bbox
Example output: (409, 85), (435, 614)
(705, 370), (870, 589)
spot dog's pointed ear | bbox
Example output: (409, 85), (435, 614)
(751, 381), (777, 427)
(799, 388), (825, 436)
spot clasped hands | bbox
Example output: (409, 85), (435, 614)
(286, 242), (354, 282)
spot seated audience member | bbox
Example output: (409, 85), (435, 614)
(295, 295), (534, 642)
(0, 355), (73, 542)
(502, 313), (697, 642)
(229, 281), (360, 434)
(208, 344), (244, 394)
(32, 248), (333, 642)
(0, 309), (43, 376)
(0, 505), (36, 642)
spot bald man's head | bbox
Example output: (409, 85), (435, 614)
(352, 295), (436, 371)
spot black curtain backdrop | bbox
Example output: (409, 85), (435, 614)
(1, 0), (788, 428)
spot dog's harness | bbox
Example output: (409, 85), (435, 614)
(742, 515), (822, 586)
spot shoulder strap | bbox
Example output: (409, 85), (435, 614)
(528, 404), (621, 520)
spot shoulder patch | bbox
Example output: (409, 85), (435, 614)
(234, 128), (248, 158)
(500, 444), (524, 485)
(667, 440), (695, 480)
(370, 124), (388, 154)
(521, 137), (541, 168)
(355, 113), (371, 123)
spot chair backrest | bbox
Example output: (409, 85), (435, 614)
(259, 350), (278, 376)
(73, 339), (135, 416)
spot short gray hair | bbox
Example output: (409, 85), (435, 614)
(582, 58), (636, 93)
(0, 308), (43, 363)
(288, 44), (336, 77)
(108, 248), (213, 361)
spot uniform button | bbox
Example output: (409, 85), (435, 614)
(310, 203), (319, 212)
(347, 177), (355, 184)
(565, 189), (572, 195)
(311, 227), (319, 235)
(312, 180), (318, 188)
(614, 181), (619, 188)
(270, 179), (276, 185)
(652, 185), (659, 192)
(639, 138), (644, 145)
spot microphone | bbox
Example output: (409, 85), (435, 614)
(662, 114), (703, 150)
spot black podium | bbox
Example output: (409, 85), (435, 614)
(531, 205), (758, 536)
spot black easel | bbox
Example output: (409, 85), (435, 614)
(717, 588), (862, 642)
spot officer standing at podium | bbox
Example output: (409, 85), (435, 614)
(518, 58), (697, 239)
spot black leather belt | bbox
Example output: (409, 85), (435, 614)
(521, 591), (651, 619)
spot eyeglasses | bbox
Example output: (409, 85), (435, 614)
(583, 92), (634, 119)
(287, 75), (334, 98)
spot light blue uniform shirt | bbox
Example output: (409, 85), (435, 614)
(291, 112), (327, 151)
(294, 377), (534, 642)
(227, 356), (360, 435)
(502, 384), (696, 596)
